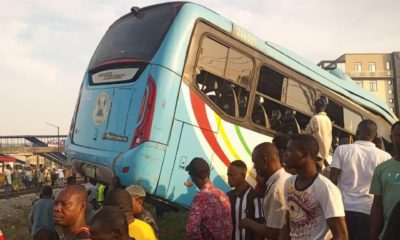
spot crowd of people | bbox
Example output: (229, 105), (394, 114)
(28, 175), (158, 240)
(184, 119), (400, 240)
(181, 97), (400, 240)
(10, 97), (400, 240)
(2, 165), (66, 199)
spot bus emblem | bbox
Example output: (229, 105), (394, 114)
(102, 133), (129, 142)
(92, 92), (110, 126)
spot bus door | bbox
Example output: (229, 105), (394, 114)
(160, 87), (219, 207)
(165, 122), (215, 207)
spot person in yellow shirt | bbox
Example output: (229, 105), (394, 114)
(125, 185), (159, 237)
(103, 188), (157, 240)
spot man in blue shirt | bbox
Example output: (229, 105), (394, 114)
(29, 186), (57, 239)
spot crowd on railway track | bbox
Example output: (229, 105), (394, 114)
(0, 165), (68, 199)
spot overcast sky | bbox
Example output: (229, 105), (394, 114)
(1, 0), (399, 135)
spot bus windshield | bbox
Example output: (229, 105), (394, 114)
(89, 4), (181, 69)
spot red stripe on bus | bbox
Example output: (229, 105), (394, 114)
(189, 90), (231, 167)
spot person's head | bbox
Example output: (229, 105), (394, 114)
(6, 164), (11, 170)
(66, 176), (77, 185)
(125, 185), (146, 217)
(41, 185), (53, 199)
(227, 160), (247, 188)
(314, 97), (327, 113)
(252, 142), (281, 178)
(89, 178), (97, 186)
(391, 121), (400, 152)
(103, 188), (134, 223)
(272, 134), (290, 162)
(53, 185), (88, 228)
(285, 134), (319, 170)
(90, 206), (131, 240)
(185, 157), (211, 188)
(356, 119), (378, 141)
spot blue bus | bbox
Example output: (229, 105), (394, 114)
(66, 2), (396, 208)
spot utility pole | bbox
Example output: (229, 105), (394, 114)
(45, 122), (60, 152)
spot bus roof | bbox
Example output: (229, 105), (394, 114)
(149, 2), (397, 124)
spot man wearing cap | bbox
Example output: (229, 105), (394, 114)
(305, 96), (332, 171)
(126, 185), (159, 237)
(185, 157), (232, 240)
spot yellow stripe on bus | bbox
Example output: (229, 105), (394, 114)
(215, 114), (256, 180)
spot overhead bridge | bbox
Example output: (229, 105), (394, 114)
(0, 135), (68, 165)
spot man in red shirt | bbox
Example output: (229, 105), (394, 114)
(186, 157), (232, 240)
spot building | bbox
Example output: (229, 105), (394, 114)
(318, 52), (400, 117)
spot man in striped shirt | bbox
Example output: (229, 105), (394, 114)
(227, 160), (264, 240)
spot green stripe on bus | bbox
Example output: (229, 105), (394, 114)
(234, 125), (252, 156)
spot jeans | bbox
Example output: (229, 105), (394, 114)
(345, 211), (369, 240)
(59, 177), (64, 187)
(4, 184), (11, 198)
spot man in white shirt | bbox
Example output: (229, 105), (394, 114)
(280, 134), (348, 240)
(305, 97), (332, 170)
(330, 119), (391, 240)
(239, 142), (291, 239)
(56, 167), (64, 187)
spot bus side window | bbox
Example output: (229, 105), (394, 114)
(194, 36), (252, 119)
(218, 81), (239, 117)
(343, 107), (362, 133)
(281, 109), (301, 135)
(256, 66), (285, 101)
(196, 71), (221, 104)
(251, 66), (284, 129)
(326, 99), (360, 148)
(252, 96), (270, 128)
(252, 65), (311, 133)
(284, 78), (315, 116)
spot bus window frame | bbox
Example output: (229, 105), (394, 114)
(249, 62), (317, 132)
(196, 35), (252, 91)
(185, 21), (257, 125)
(322, 94), (363, 135)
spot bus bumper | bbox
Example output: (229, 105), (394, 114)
(66, 143), (119, 184)
(71, 159), (115, 184)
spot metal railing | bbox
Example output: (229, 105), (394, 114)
(0, 135), (68, 164)
(0, 135), (67, 148)
(346, 71), (393, 78)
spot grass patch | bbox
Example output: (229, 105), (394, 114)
(145, 202), (188, 240)
(157, 209), (188, 239)
(0, 205), (31, 240)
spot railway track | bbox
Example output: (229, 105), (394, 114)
(0, 179), (85, 199)
(0, 187), (38, 199)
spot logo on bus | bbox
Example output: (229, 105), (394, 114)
(102, 133), (128, 142)
(92, 92), (110, 126)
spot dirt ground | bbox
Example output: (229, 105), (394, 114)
(0, 193), (37, 240)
